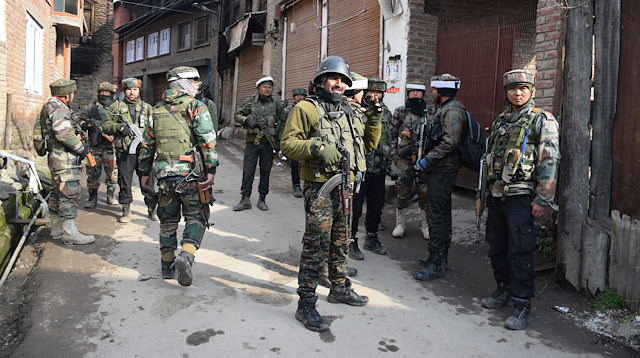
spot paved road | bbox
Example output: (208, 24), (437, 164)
(10, 139), (630, 357)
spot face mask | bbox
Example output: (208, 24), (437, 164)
(316, 87), (343, 104)
(98, 94), (115, 107)
(407, 98), (426, 115)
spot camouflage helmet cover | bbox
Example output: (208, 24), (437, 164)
(166, 66), (200, 82)
(97, 82), (117, 94)
(314, 56), (352, 87)
(49, 79), (77, 97)
(346, 72), (368, 91)
(430, 73), (461, 89)
(292, 88), (308, 96)
(406, 79), (426, 93)
(367, 76), (387, 92)
(503, 69), (535, 90)
(122, 77), (142, 89)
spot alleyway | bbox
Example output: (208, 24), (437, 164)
(7, 138), (636, 358)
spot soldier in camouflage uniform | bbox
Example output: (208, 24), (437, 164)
(40, 79), (95, 245)
(389, 80), (433, 239)
(350, 76), (392, 260)
(414, 74), (467, 281)
(103, 78), (158, 223)
(80, 82), (118, 208)
(196, 84), (219, 133)
(139, 66), (218, 287)
(281, 56), (382, 332)
(284, 88), (307, 198)
(233, 76), (284, 211)
(480, 69), (560, 330)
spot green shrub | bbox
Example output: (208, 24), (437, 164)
(593, 287), (626, 312)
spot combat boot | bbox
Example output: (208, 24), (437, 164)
(293, 184), (303, 198)
(414, 252), (446, 281)
(418, 255), (449, 271)
(420, 208), (430, 240)
(106, 186), (118, 205)
(347, 267), (358, 277)
(61, 219), (95, 245)
(392, 207), (407, 238)
(257, 195), (269, 211)
(295, 296), (329, 332)
(349, 236), (364, 260)
(148, 207), (159, 221)
(233, 195), (251, 211)
(481, 283), (514, 309)
(118, 203), (132, 223)
(505, 297), (533, 330)
(161, 259), (175, 279)
(174, 251), (195, 286)
(327, 284), (369, 306)
(50, 213), (63, 240)
(84, 189), (98, 208)
(363, 232), (387, 255)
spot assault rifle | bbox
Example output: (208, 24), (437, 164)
(86, 118), (114, 145)
(72, 112), (96, 167)
(318, 142), (352, 215)
(127, 122), (144, 155)
(475, 152), (488, 245)
(175, 146), (210, 204)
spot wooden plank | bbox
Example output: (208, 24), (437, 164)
(624, 216), (638, 309)
(610, 210), (621, 290)
(581, 218), (608, 294)
(615, 213), (632, 296)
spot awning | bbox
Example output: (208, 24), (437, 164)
(224, 11), (266, 53)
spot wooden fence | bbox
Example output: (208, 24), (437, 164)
(610, 210), (640, 312)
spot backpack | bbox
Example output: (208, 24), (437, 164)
(458, 110), (487, 172)
(32, 108), (48, 156)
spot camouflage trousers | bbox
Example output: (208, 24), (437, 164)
(49, 168), (82, 219)
(85, 145), (117, 190)
(394, 157), (428, 209)
(297, 182), (350, 298)
(157, 179), (209, 252)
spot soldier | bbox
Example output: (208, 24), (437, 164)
(389, 80), (433, 239)
(233, 76), (284, 211)
(414, 74), (467, 281)
(196, 84), (219, 133)
(40, 79), (95, 245)
(80, 82), (118, 208)
(480, 69), (560, 330)
(284, 88), (307, 198)
(281, 56), (382, 332)
(349, 76), (393, 260)
(103, 78), (158, 223)
(139, 66), (218, 287)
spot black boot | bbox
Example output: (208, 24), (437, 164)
(414, 252), (446, 281)
(327, 284), (369, 306)
(295, 296), (329, 332)
(347, 266), (357, 277)
(257, 195), (269, 211)
(349, 236), (364, 260)
(418, 255), (449, 271)
(233, 195), (251, 211)
(84, 189), (98, 208)
(174, 252), (195, 286)
(481, 282), (513, 309)
(161, 259), (175, 279)
(363, 232), (387, 255)
(505, 297), (533, 330)
(293, 184), (303, 198)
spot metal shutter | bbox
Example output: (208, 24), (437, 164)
(327, 0), (380, 78)
(236, 46), (264, 109)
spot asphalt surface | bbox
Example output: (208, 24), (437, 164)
(8, 138), (637, 358)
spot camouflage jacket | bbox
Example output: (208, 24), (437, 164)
(138, 89), (218, 180)
(486, 100), (560, 207)
(365, 103), (392, 174)
(79, 100), (114, 148)
(423, 98), (466, 171)
(390, 104), (434, 158)
(41, 96), (85, 174)
(196, 94), (218, 133)
(234, 93), (284, 147)
(103, 98), (151, 152)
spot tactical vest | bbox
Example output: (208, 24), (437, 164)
(486, 107), (541, 184)
(306, 97), (367, 174)
(152, 99), (194, 163)
(366, 106), (392, 173)
(112, 100), (149, 151)
(397, 109), (426, 157)
(88, 102), (111, 146)
(245, 95), (279, 138)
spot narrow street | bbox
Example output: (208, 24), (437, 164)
(7, 138), (635, 358)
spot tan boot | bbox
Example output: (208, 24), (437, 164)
(62, 219), (95, 245)
(420, 208), (430, 240)
(392, 208), (407, 238)
(118, 204), (131, 223)
(50, 213), (63, 240)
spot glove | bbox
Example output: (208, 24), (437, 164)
(312, 141), (342, 166)
(416, 158), (428, 171)
(81, 122), (90, 131)
(244, 116), (259, 129)
(78, 146), (90, 161)
(388, 169), (399, 181)
(120, 125), (131, 136)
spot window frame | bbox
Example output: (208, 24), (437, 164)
(177, 21), (191, 51)
(125, 39), (135, 63)
(194, 16), (209, 47)
(135, 36), (144, 61)
(24, 13), (43, 94)
(147, 32), (158, 58)
(159, 28), (170, 55)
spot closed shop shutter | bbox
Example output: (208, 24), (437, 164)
(327, 0), (380, 78)
(284, 0), (321, 103)
(236, 46), (263, 109)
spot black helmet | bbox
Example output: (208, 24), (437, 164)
(313, 56), (352, 87)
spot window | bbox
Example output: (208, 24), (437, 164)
(135, 37), (144, 61)
(194, 16), (209, 47)
(125, 40), (134, 63)
(147, 32), (158, 58)
(159, 28), (170, 55)
(83, 1), (93, 33)
(24, 13), (43, 94)
(178, 22), (191, 50)
(53, 0), (79, 15)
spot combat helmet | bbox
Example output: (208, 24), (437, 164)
(122, 77), (142, 89)
(49, 79), (77, 97)
(256, 76), (274, 88)
(314, 56), (352, 87)
(292, 88), (307, 96)
(503, 69), (534, 90)
(166, 66), (200, 82)
(367, 76), (387, 92)
(431, 73), (460, 97)
(406, 79), (426, 93)
(97, 82), (117, 94)
(346, 72), (368, 91)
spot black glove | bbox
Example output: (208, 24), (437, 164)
(120, 125), (131, 136)
(244, 116), (259, 129)
(78, 146), (90, 161)
(81, 122), (90, 131)
(388, 169), (399, 181)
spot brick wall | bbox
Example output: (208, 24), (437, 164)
(535, 0), (564, 112)
(407, 0), (438, 102)
(514, 24), (537, 72)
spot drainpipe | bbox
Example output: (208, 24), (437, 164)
(281, 16), (288, 102)
(320, 0), (328, 59)
(4, 94), (11, 149)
